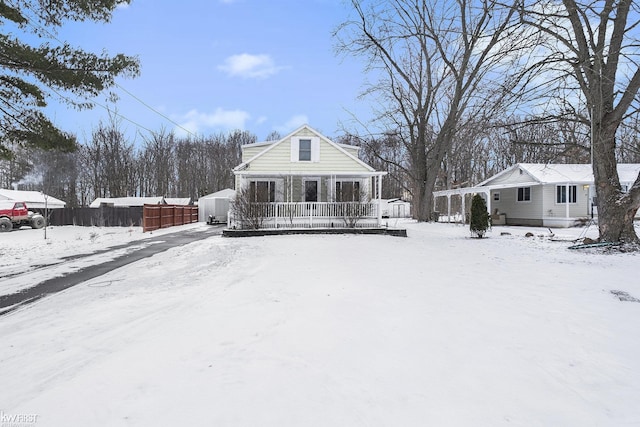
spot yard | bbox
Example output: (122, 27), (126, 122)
(0, 221), (639, 426)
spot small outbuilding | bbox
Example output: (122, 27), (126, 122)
(198, 189), (235, 223)
(89, 196), (166, 208)
(0, 189), (66, 209)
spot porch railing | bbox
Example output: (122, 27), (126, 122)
(229, 201), (380, 230)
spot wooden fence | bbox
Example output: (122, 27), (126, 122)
(34, 206), (143, 227)
(143, 204), (198, 232)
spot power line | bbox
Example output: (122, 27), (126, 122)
(5, 3), (197, 138)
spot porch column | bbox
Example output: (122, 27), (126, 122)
(447, 194), (451, 223)
(485, 190), (491, 217)
(377, 174), (382, 226)
(461, 194), (466, 224)
(565, 183), (570, 219)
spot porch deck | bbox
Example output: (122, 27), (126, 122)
(228, 201), (382, 230)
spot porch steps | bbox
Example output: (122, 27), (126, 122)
(222, 227), (407, 238)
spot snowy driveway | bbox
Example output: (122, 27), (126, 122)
(0, 224), (223, 314)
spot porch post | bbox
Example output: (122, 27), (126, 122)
(447, 194), (451, 223)
(377, 174), (382, 226)
(461, 193), (466, 224)
(485, 190), (491, 218)
(565, 183), (570, 220)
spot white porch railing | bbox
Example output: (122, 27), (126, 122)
(229, 201), (380, 230)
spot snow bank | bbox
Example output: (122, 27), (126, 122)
(0, 221), (639, 426)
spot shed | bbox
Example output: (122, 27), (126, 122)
(0, 189), (66, 209)
(198, 189), (235, 223)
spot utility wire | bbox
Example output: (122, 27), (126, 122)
(6, 3), (196, 138)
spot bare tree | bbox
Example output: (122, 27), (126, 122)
(335, 0), (531, 221)
(519, 0), (640, 243)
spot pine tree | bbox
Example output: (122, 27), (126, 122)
(0, 0), (139, 160)
(470, 194), (490, 238)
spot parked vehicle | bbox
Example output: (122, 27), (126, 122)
(0, 201), (46, 231)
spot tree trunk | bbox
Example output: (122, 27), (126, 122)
(593, 124), (640, 243)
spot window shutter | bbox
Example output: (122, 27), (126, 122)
(291, 138), (299, 162)
(311, 137), (320, 162)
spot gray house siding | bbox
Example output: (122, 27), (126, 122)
(491, 185), (544, 226)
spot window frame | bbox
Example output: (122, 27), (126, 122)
(249, 180), (277, 203)
(556, 185), (577, 204)
(516, 186), (531, 203)
(335, 180), (362, 202)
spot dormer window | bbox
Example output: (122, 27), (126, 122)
(291, 136), (320, 162)
(299, 139), (311, 161)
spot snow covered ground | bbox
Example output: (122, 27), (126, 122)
(1, 221), (639, 426)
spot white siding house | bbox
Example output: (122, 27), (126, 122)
(433, 163), (640, 227)
(230, 125), (386, 229)
(0, 189), (66, 209)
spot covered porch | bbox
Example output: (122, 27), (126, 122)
(229, 171), (386, 230)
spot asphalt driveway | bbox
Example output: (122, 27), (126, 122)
(0, 225), (224, 315)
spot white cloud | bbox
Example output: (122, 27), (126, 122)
(218, 54), (284, 79)
(175, 108), (250, 136)
(274, 114), (309, 134)
(256, 116), (268, 125)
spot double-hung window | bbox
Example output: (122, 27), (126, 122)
(556, 185), (577, 204)
(336, 181), (360, 202)
(249, 181), (276, 202)
(517, 187), (531, 202)
(298, 139), (312, 161)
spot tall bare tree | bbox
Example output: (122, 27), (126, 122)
(335, 0), (531, 220)
(520, 0), (640, 243)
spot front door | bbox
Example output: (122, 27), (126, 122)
(304, 180), (318, 202)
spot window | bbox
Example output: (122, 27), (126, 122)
(556, 185), (577, 203)
(493, 192), (500, 201)
(517, 187), (531, 202)
(336, 181), (360, 202)
(299, 139), (311, 161)
(291, 137), (320, 162)
(249, 181), (276, 202)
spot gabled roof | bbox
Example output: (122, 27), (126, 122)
(478, 163), (640, 187)
(233, 124), (375, 173)
(0, 189), (66, 208)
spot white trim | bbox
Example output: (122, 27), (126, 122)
(235, 171), (386, 177)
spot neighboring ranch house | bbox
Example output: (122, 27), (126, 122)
(0, 189), (66, 209)
(433, 163), (640, 228)
(229, 125), (386, 229)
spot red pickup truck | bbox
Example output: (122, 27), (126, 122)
(0, 201), (46, 232)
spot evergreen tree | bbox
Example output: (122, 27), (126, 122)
(470, 194), (490, 238)
(0, 0), (139, 160)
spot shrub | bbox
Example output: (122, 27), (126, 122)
(470, 194), (490, 238)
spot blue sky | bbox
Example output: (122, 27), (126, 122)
(44, 0), (371, 144)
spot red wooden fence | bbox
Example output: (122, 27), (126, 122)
(143, 204), (199, 232)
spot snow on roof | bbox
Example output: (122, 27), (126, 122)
(519, 163), (595, 184)
(199, 188), (236, 200)
(0, 189), (66, 208)
(89, 197), (165, 208)
(480, 163), (640, 187)
(165, 198), (192, 206)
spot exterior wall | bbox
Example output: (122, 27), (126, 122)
(244, 128), (369, 173)
(541, 184), (590, 219)
(485, 166), (536, 186)
(242, 143), (273, 162)
(490, 185), (543, 222)
(237, 175), (369, 203)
